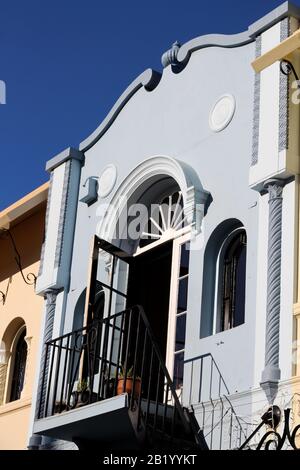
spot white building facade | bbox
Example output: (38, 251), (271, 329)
(28, 2), (300, 451)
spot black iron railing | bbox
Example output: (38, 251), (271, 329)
(38, 305), (204, 448)
(185, 353), (230, 404)
(185, 353), (247, 449)
(239, 407), (300, 450)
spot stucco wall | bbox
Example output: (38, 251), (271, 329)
(61, 40), (260, 403)
(0, 207), (45, 449)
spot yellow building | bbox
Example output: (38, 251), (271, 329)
(0, 183), (48, 450)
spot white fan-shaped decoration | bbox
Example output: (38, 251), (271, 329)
(140, 192), (186, 247)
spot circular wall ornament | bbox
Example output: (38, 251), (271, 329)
(98, 164), (118, 198)
(209, 94), (236, 132)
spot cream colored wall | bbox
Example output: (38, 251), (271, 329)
(291, 174), (300, 448)
(0, 207), (45, 450)
(294, 177), (300, 378)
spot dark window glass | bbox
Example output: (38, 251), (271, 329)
(173, 351), (184, 389)
(177, 277), (188, 314)
(175, 314), (186, 351)
(93, 284), (105, 321)
(220, 231), (246, 332)
(233, 244), (246, 327)
(179, 243), (190, 277)
(10, 330), (27, 402)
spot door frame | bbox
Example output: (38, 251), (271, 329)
(85, 230), (191, 388)
(133, 229), (191, 386)
(165, 231), (191, 391)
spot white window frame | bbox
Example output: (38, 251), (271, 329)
(165, 231), (191, 391)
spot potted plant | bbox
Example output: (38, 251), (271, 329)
(117, 366), (141, 398)
(54, 400), (67, 414)
(68, 379), (91, 409)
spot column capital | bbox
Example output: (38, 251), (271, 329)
(45, 147), (84, 173)
(44, 289), (60, 304)
(263, 178), (285, 200)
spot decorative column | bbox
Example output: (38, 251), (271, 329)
(35, 290), (58, 419)
(261, 179), (285, 404)
(28, 290), (58, 450)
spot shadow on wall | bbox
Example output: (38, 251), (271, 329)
(0, 210), (45, 283)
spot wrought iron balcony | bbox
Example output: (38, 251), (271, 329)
(36, 305), (207, 450)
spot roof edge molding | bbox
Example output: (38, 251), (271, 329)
(46, 147), (84, 173)
(177, 1), (300, 64)
(76, 2), (300, 154)
(97, 155), (211, 243)
(0, 182), (49, 230)
(177, 32), (253, 64)
(79, 69), (161, 152)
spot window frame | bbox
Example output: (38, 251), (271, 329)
(213, 228), (247, 334)
(4, 325), (27, 403)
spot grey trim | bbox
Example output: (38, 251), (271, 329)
(28, 434), (42, 450)
(249, 1), (300, 37)
(35, 290), (59, 419)
(54, 160), (72, 268)
(251, 36), (262, 166)
(40, 439), (77, 450)
(279, 17), (291, 153)
(46, 147), (84, 173)
(79, 69), (162, 152)
(261, 179), (285, 404)
(38, 173), (53, 278)
(177, 1), (300, 64)
(78, 2), (300, 154)
(280, 14), (291, 41)
(161, 41), (181, 68)
(177, 32), (254, 64)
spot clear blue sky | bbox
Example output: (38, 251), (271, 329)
(0, 0), (298, 210)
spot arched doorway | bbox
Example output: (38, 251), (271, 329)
(84, 157), (210, 393)
(127, 190), (191, 391)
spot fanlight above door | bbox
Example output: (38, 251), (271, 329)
(139, 191), (188, 249)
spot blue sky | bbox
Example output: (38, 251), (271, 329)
(0, 0), (299, 210)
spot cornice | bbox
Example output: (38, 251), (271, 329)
(79, 69), (161, 152)
(75, 2), (300, 154)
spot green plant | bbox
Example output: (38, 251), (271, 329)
(118, 365), (133, 379)
(118, 366), (140, 380)
(77, 379), (89, 392)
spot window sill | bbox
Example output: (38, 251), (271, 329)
(0, 397), (31, 415)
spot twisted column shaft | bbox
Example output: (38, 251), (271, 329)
(35, 290), (58, 419)
(261, 179), (284, 404)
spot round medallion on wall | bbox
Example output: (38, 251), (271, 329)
(98, 164), (118, 198)
(209, 94), (236, 132)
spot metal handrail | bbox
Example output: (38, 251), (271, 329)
(38, 304), (204, 448)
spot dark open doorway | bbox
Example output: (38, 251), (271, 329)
(126, 241), (173, 362)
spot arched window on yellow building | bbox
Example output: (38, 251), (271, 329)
(0, 318), (28, 405)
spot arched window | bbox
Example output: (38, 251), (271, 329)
(200, 220), (247, 338)
(73, 282), (105, 332)
(92, 283), (105, 322)
(217, 230), (247, 332)
(9, 328), (27, 402)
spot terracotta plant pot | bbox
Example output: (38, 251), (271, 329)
(117, 378), (141, 398)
